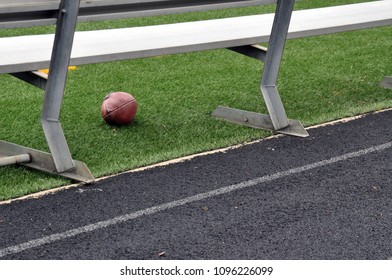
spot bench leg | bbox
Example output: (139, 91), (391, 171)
(1, 0), (94, 182)
(42, 0), (93, 181)
(11, 71), (48, 90)
(42, 0), (81, 173)
(213, 0), (308, 137)
(260, 0), (307, 136)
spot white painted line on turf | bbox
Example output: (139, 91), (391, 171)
(1, 141), (391, 258)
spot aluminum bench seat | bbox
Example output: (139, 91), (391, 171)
(1, 1), (392, 74)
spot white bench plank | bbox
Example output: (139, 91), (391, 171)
(1, 1), (391, 74)
(0, 1), (274, 28)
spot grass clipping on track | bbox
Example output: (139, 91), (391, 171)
(0, 0), (391, 200)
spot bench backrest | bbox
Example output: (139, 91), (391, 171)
(0, 0), (276, 28)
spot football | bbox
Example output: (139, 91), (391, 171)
(101, 92), (138, 125)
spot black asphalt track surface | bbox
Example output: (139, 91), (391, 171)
(0, 109), (391, 260)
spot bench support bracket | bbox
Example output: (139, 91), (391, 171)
(212, 106), (308, 137)
(11, 71), (48, 91)
(0, 140), (93, 182)
(214, 0), (308, 137)
(228, 45), (267, 62)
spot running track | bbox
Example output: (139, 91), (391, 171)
(0, 109), (391, 259)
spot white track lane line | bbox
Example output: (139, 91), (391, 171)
(1, 141), (391, 258)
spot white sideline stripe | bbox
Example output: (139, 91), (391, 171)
(1, 141), (391, 258)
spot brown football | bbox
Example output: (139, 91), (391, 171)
(101, 92), (138, 125)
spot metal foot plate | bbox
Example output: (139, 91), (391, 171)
(380, 76), (392, 89)
(0, 140), (94, 183)
(212, 106), (309, 137)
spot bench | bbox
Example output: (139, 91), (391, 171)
(1, 0), (391, 182)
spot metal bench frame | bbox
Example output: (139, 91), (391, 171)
(0, 0), (305, 182)
(1, 0), (390, 182)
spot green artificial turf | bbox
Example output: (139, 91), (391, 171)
(0, 0), (391, 200)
